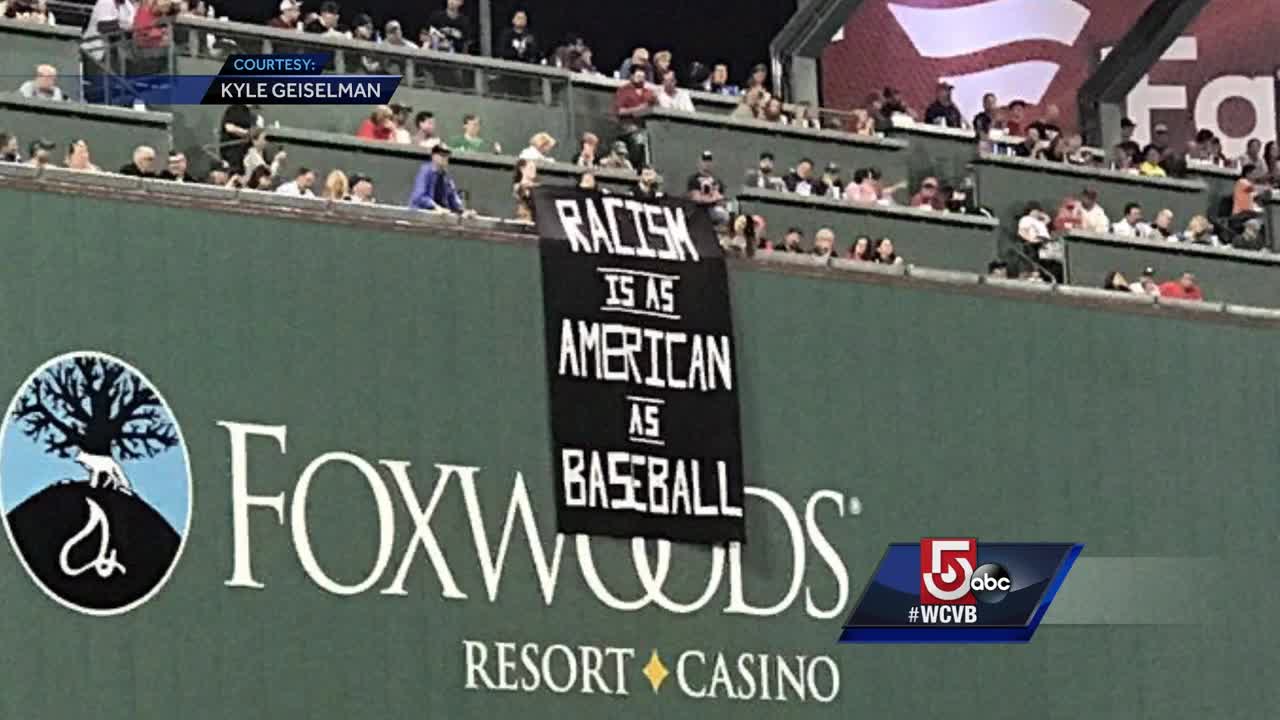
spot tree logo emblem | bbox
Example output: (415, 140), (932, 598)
(0, 351), (191, 616)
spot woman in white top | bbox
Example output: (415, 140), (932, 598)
(241, 128), (286, 178)
(519, 132), (557, 162)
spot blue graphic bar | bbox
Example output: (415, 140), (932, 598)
(88, 75), (400, 105)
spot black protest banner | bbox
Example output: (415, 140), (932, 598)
(535, 187), (745, 545)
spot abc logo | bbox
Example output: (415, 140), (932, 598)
(970, 563), (1012, 604)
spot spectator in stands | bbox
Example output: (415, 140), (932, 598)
(1264, 141), (1280, 182)
(1148, 209), (1176, 241)
(412, 111), (441, 149)
(1128, 267), (1159, 296)
(573, 132), (600, 167)
(1111, 143), (1139, 174)
(723, 213), (755, 257)
(383, 20), (415, 47)
(551, 35), (596, 74)
(792, 104), (821, 130)
(1102, 271), (1130, 292)
(512, 158), (537, 221)
(1117, 117), (1140, 165)
(1237, 218), (1266, 251)
(1138, 146), (1166, 177)
(577, 173), (602, 192)
(244, 165), (274, 190)
(17, 64), (64, 101)
(1110, 203), (1149, 238)
(350, 15), (383, 73)
(269, 0), (300, 29)
(205, 166), (232, 187)
(1017, 201), (1052, 264)
(276, 166), (316, 196)
(652, 51), (673, 82)
(1232, 164), (1266, 220)
(909, 177), (939, 208)
(973, 93), (999, 136)
(303, 0), (343, 36)
(849, 109), (875, 136)
(845, 168), (876, 203)
(219, 103), (260, 174)
(356, 105), (397, 142)
(783, 158), (820, 196)
(449, 114), (496, 153)
(1041, 135), (1068, 163)
(614, 65), (656, 165)
(1238, 138), (1263, 170)
(347, 174), (376, 203)
(599, 141), (634, 171)
(1053, 196), (1084, 232)
(1078, 188), (1109, 233)
(774, 228), (803, 253)
(873, 237), (902, 265)
(878, 87), (909, 124)
(498, 10), (539, 63)
(819, 163), (843, 200)
(633, 164), (664, 200)
(0, 133), (18, 163)
(160, 151), (194, 182)
(117, 144), (157, 177)
(619, 48), (652, 83)
(1182, 215), (1219, 246)
(1028, 104), (1062, 140)
(1014, 128), (1041, 158)
(847, 235), (872, 261)
(1064, 135), (1090, 165)
(426, 0), (473, 53)
(1145, 123), (1172, 165)
(24, 138), (51, 168)
(132, 0), (174, 50)
(243, 129), (285, 178)
(520, 132), (557, 163)
(760, 97), (788, 124)
(322, 169), (349, 200)
(409, 145), (465, 213)
(84, 0), (137, 63)
(64, 139), (100, 172)
(1187, 129), (1216, 163)
(744, 151), (784, 191)
(810, 228), (835, 258)
(924, 82), (963, 128)
(687, 150), (727, 225)
(703, 64), (738, 95)
(745, 64), (769, 93)
(730, 87), (767, 121)
(1004, 100), (1028, 136)
(1159, 272), (1203, 301)
(656, 69), (695, 113)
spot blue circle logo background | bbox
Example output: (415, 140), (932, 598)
(0, 351), (192, 616)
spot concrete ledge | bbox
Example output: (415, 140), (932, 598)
(1224, 304), (1280, 321)
(904, 266), (982, 286)
(759, 251), (830, 270)
(831, 258), (906, 277)
(39, 166), (143, 191)
(1055, 284), (1157, 306)
(236, 188), (331, 211)
(980, 276), (1054, 294)
(0, 162), (40, 180)
(142, 178), (238, 202)
(1156, 296), (1226, 313)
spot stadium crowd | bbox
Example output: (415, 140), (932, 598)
(4, 0), (1279, 305)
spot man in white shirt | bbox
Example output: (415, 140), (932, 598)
(18, 65), (65, 101)
(276, 167), (317, 196)
(1110, 202), (1151, 238)
(83, 0), (136, 62)
(654, 68), (695, 113)
(1079, 187), (1109, 233)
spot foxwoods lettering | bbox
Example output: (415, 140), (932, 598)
(535, 188), (746, 545)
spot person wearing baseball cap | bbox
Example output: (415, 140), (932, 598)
(745, 151), (784, 191)
(1130, 266), (1160, 296)
(925, 80), (962, 128)
(409, 144), (466, 214)
(687, 150), (728, 225)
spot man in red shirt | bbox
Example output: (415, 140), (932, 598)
(613, 65), (656, 167)
(1159, 272), (1204, 302)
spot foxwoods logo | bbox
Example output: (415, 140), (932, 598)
(0, 352), (192, 616)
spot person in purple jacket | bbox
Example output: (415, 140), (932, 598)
(408, 145), (468, 214)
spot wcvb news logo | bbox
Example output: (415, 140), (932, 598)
(839, 537), (1081, 643)
(824, 0), (1280, 152)
(0, 352), (192, 616)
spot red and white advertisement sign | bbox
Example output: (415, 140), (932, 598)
(822, 0), (1278, 156)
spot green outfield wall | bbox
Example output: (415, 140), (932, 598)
(0, 178), (1275, 719)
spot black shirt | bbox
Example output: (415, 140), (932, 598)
(973, 111), (993, 135)
(633, 184), (664, 201)
(117, 163), (154, 177)
(1028, 120), (1061, 138)
(427, 9), (474, 53)
(783, 172), (827, 197)
(219, 104), (255, 171)
(924, 101), (963, 128)
(498, 27), (539, 63)
(686, 171), (724, 204)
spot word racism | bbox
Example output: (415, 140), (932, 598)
(536, 189), (746, 544)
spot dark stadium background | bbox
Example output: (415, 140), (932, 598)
(211, 0), (797, 83)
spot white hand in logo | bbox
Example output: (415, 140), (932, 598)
(922, 539), (973, 602)
(59, 498), (127, 579)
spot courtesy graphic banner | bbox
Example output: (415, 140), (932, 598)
(534, 187), (745, 545)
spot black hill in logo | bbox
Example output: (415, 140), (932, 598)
(0, 352), (191, 616)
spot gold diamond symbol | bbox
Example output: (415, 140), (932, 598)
(642, 649), (669, 692)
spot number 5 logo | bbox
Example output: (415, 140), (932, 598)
(920, 538), (976, 605)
